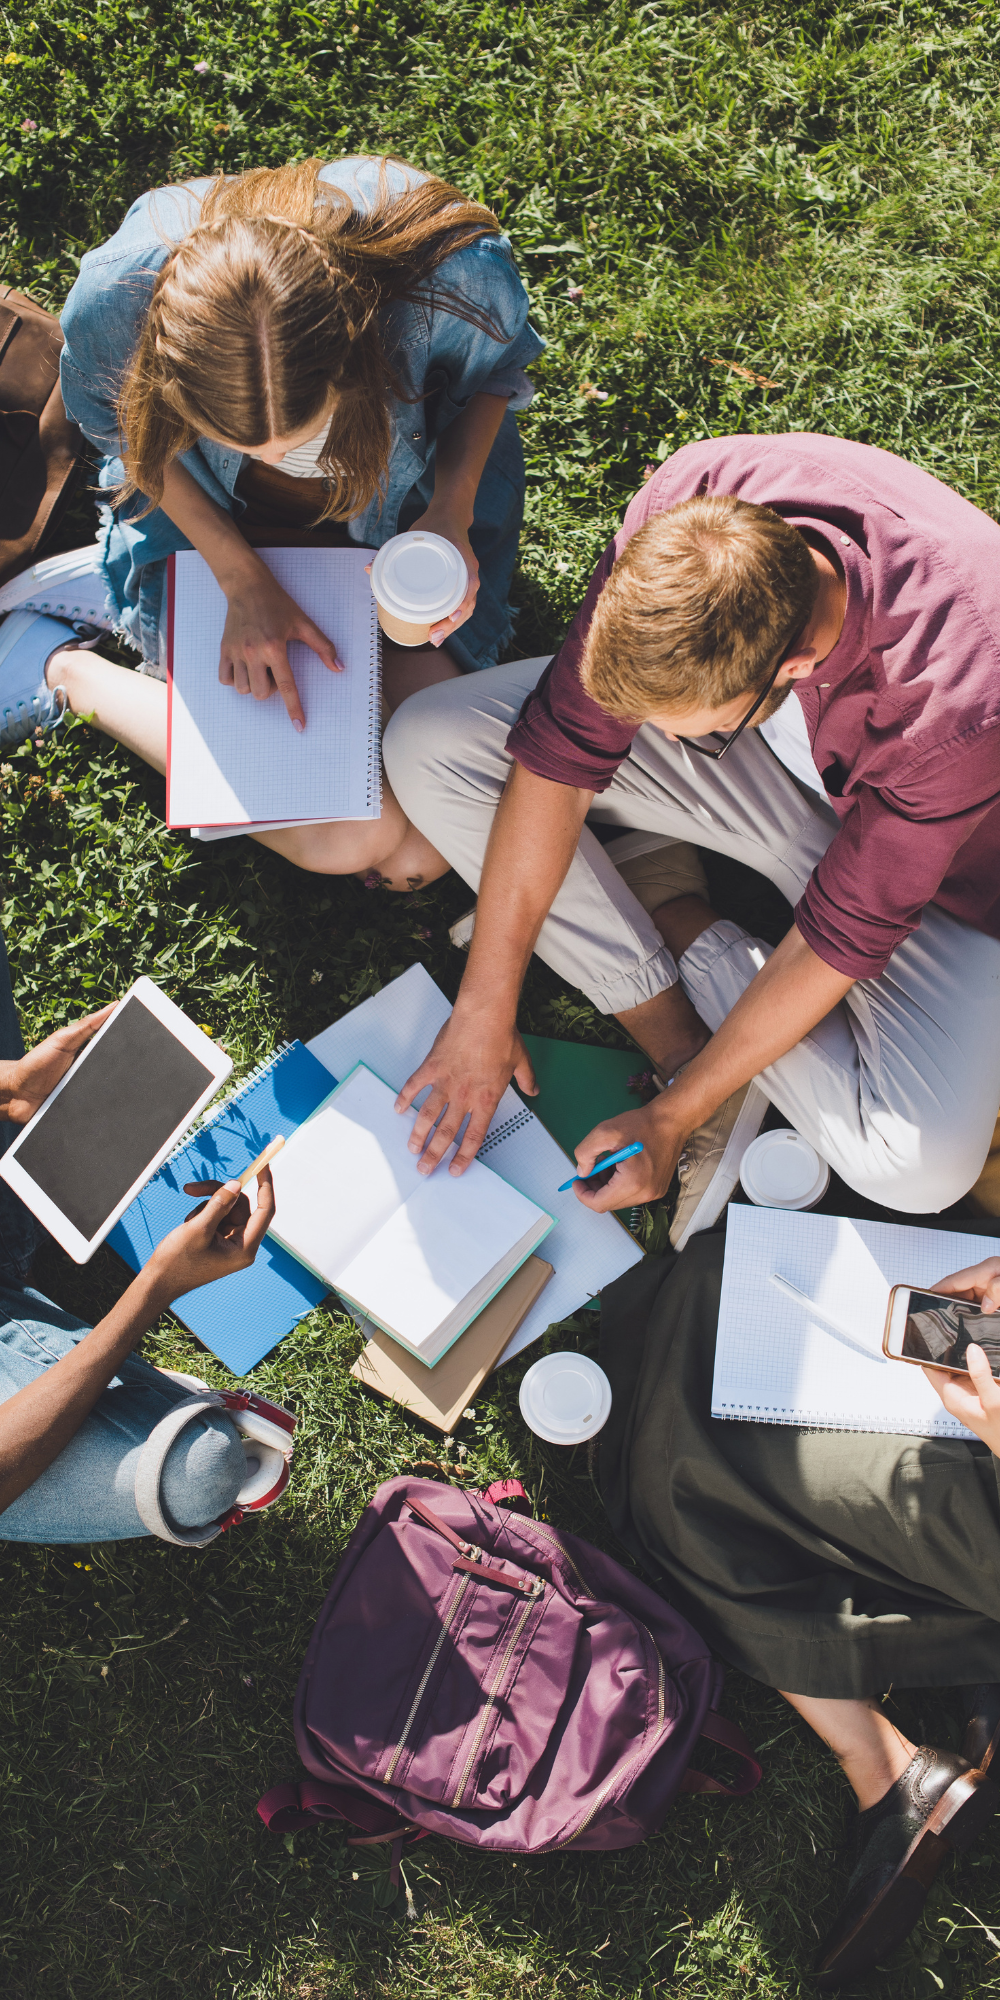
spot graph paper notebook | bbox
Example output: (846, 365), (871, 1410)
(306, 965), (644, 1363)
(268, 1062), (554, 1365)
(107, 1040), (335, 1374)
(166, 547), (380, 829)
(712, 1206), (1000, 1439)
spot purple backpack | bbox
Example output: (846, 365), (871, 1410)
(258, 1476), (760, 1870)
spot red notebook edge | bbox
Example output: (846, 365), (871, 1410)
(165, 552), (177, 827)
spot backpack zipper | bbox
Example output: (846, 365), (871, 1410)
(549, 1621), (667, 1850)
(449, 1591), (539, 1807)
(521, 1517), (594, 1598)
(382, 1572), (472, 1784)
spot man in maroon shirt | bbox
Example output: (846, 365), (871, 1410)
(382, 434), (1000, 1229)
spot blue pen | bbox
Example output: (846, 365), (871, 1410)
(558, 1140), (644, 1192)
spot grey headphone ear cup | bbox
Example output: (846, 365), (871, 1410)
(134, 1394), (227, 1548)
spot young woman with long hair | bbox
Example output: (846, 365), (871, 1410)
(0, 155), (543, 884)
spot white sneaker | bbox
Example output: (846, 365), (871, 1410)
(669, 1077), (769, 1248)
(0, 545), (114, 627)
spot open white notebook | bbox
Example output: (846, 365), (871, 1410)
(166, 547), (380, 829)
(713, 1206), (1000, 1438)
(305, 964), (644, 1361)
(267, 1061), (554, 1365)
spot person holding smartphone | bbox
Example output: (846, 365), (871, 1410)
(0, 941), (276, 1545)
(597, 1238), (1000, 1986)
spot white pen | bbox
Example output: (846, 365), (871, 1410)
(768, 1271), (885, 1362)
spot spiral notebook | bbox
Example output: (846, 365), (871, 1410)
(267, 1061), (554, 1365)
(712, 1205), (1000, 1439)
(166, 547), (381, 829)
(306, 964), (644, 1364)
(108, 1040), (336, 1374)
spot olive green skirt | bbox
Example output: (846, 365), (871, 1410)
(598, 1232), (1000, 1698)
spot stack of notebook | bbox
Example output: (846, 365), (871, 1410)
(110, 965), (644, 1383)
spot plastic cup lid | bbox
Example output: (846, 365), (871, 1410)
(739, 1129), (830, 1210)
(518, 1352), (612, 1445)
(369, 531), (468, 621)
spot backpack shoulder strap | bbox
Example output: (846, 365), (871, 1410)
(679, 1710), (762, 1797)
(257, 1779), (411, 1837)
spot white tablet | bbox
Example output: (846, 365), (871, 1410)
(0, 977), (232, 1263)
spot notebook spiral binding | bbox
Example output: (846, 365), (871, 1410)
(163, 1041), (295, 1164)
(367, 618), (383, 814)
(477, 1105), (536, 1158)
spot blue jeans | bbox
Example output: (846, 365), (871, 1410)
(0, 938), (244, 1543)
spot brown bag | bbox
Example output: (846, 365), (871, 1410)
(0, 283), (84, 588)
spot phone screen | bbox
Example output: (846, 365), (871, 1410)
(13, 995), (213, 1241)
(900, 1290), (1000, 1378)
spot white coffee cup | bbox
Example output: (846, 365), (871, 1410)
(518, 1352), (612, 1445)
(369, 531), (468, 646)
(739, 1129), (830, 1210)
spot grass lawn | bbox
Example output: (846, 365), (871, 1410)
(4, 2), (1000, 1994)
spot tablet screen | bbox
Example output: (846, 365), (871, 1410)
(14, 995), (214, 1241)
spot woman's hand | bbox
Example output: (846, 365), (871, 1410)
(219, 559), (343, 730)
(0, 1005), (117, 1124)
(146, 1168), (275, 1300)
(924, 1342), (1000, 1454)
(931, 1256), (1000, 1314)
(407, 503), (481, 644)
(924, 1257), (1000, 1452)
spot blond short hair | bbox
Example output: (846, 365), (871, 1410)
(580, 494), (819, 719)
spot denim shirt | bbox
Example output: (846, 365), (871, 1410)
(60, 158), (544, 666)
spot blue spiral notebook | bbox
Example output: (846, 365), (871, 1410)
(108, 1040), (337, 1374)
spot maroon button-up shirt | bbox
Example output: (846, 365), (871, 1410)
(506, 434), (1000, 981)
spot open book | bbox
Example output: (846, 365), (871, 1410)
(166, 547), (380, 829)
(268, 1062), (554, 1365)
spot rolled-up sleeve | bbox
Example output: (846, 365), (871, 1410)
(424, 235), (544, 418)
(795, 762), (1000, 979)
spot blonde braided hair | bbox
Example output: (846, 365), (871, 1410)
(115, 156), (502, 522)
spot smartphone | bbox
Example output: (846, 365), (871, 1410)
(0, 977), (231, 1263)
(883, 1285), (1000, 1378)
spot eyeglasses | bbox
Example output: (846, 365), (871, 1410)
(676, 657), (785, 761)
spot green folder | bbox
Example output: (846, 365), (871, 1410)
(517, 1035), (649, 1213)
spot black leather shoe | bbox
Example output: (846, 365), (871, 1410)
(815, 1746), (999, 1987)
(962, 1684), (1000, 1776)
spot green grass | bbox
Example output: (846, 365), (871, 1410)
(3, 1), (1000, 1993)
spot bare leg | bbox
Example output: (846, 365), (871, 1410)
(46, 643), (168, 772)
(45, 644), (449, 886)
(782, 1690), (917, 1810)
(250, 777), (449, 887)
(614, 894), (721, 1078)
(381, 640), (463, 714)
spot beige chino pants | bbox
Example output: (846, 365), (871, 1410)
(383, 659), (1000, 1213)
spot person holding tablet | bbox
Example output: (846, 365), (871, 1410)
(598, 1235), (1000, 1984)
(0, 949), (276, 1545)
(0, 152), (542, 888)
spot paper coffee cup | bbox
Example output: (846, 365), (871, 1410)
(518, 1353), (612, 1445)
(739, 1129), (830, 1210)
(369, 531), (468, 647)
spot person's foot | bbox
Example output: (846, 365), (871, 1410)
(962, 1684), (1000, 1776)
(448, 837), (710, 953)
(0, 610), (76, 746)
(668, 1075), (768, 1248)
(815, 1745), (999, 1987)
(0, 544), (114, 625)
(603, 833), (709, 913)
